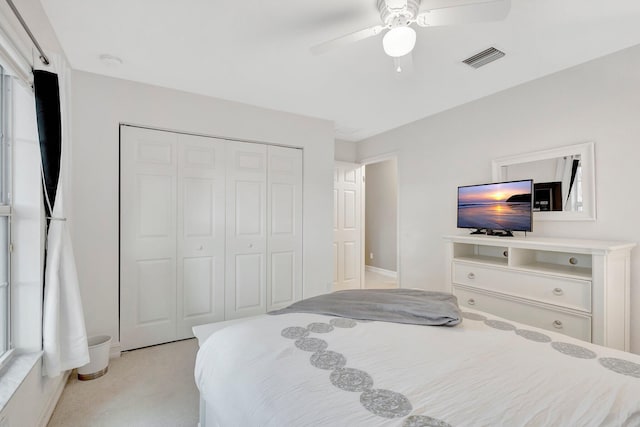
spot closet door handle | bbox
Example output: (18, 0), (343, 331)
(552, 288), (564, 296)
(467, 298), (476, 306)
(248, 243), (253, 249)
(552, 320), (563, 329)
(467, 272), (475, 280)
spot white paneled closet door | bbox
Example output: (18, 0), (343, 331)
(267, 146), (303, 311)
(225, 142), (268, 319)
(176, 134), (226, 338)
(120, 126), (178, 350)
(122, 126), (304, 348)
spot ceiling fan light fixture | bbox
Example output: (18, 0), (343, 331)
(382, 26), (416, 57)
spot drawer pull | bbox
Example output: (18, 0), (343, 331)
(569, 257), (578, 265)
(552, 288), (564, 296)
(553, 320), (563, 329)
(467, 272), (475, 280)
(467, 298), (476, 306)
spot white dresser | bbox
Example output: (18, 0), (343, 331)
(444, 235), (636, 351)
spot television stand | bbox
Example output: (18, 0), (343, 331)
(443, 234), (636, 350)
(469, 229), (486, 235)
(486, 229), (513, 237)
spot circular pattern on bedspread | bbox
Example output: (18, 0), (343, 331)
(461, 312), (487, 321)
(360, 389), (412, 418)
(330, 368), (373, 392)
(551, 342), (597, 359)
(295, 337), (328, 352)
(307, 322), (334, 333)
(484, 320), (516, 331)
(310, 351), (347, 370)
(281, 326), (309, 339)
(515, 329), (552, 343)
(329, 318), (357, 328)
(402, 415), (452, 427)
(599, 358), (640, 378)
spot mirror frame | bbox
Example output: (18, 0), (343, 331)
(491, 142), (596, 221)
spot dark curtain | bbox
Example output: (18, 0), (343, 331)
(565, 159), (580, 203)
(33, 70), (62, 221)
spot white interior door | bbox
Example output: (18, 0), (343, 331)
(120, 126), (178, 350)
(333, 162), (362, 290)
(176, 134), (226, 338)
(267, 146), (303, 311)
(225, 142), (267, 319)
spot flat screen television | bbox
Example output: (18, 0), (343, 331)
(457, 179), (533, 236)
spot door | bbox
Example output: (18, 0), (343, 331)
(225, 142), (268, 319)
(176, 134), (226, 338)
(267, 146), (303, 311)
(120, 126), (178, 350)
(333, 162), (362, 291)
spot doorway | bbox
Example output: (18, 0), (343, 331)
(363, 157), (398, 289)
(332, 156), (399, 291)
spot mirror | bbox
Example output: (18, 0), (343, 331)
(492, 142), (596, 221)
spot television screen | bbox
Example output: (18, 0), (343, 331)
(457, 180), (533, 232)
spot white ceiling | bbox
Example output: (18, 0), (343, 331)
(40, 0), (640, 141)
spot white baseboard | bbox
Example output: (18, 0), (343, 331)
(365, 265), (397, 278)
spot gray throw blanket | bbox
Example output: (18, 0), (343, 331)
(269, 289), (462, 326)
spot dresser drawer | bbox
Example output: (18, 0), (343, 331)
(454, 286), (592, 342)
(453, 262), (591, 312)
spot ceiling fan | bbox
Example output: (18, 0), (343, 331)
(311, 0), (511, 70)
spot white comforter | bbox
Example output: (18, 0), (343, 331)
(194, 309), (640, 427)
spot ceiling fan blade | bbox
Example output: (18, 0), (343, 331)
(310, 25), (386, 55)
(416, 0), (510, 27)
(420, 0), (501, 11)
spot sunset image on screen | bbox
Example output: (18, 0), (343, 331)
(458, 181), (532, 231)
(458, 180), (531, 204)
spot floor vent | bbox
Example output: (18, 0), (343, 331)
(463, 47), (505, 69)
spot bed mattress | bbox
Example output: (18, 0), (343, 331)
(194, 309), (640, 426)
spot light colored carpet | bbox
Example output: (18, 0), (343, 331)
(333, 269), (398, 292)
(364, 269), (398, 289)
(48, 338), (199, 427)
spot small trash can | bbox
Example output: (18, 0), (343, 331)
(77, 335), (112, 381)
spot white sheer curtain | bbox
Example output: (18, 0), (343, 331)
(36, 55), (89, 377)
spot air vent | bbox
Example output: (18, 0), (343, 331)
(463, 47), (505, 69)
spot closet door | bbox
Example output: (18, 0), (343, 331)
(120, 126), (178, 351)
(225, 142), (267, 319)
(267, 146), (303, 311)
(176, 134), (226, 338)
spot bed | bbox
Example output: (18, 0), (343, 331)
(193, 290), (640, 426)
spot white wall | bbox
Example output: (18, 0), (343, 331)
(365, 159), (397, 272)
(70, 71), (335, 353)
(334, 139), (357, 162)
(356, 44), (640, 354)
(0, 364), (68, 427)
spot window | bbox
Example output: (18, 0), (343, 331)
(0, 64), (11, 358)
